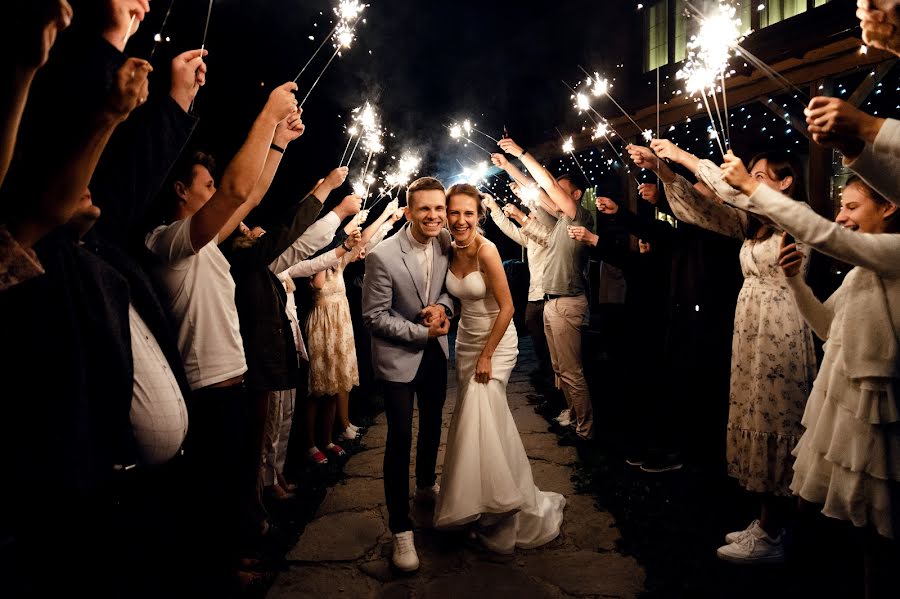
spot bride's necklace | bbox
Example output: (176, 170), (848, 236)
(455, 233), (478, 249)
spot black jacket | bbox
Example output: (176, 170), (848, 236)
(222, 194), (323, 391)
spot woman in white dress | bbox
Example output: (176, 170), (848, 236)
(434, 183), (565, 554)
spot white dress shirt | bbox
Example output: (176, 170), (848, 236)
(406, 225), (433, 302)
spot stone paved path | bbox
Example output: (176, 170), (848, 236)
(268, 341), (645, 598)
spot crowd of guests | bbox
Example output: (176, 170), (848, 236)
(0, 0), (898, 597)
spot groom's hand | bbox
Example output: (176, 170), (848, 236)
(419, 304), (446, 326)
(427, 315), (450, 338)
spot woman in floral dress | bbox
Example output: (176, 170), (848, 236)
(629, 141), (818, 564)
(304, 201), (405, 463)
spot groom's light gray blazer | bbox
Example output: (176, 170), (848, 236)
(362, 224), (455, 383)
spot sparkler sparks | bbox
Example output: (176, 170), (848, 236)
(562, 137), (575, 154)
(642, 129), (653, 142)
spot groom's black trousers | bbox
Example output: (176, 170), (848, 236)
(381, 339), (448, 533)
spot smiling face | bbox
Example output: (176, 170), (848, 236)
(447, 193), (481, 245)
(405, 189), (446, 242)
(836, 181), (898, 233)
(749, 158), (792, 195)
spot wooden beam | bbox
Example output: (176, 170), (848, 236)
(757, 98), (809, 138)
(846, 58), (898, 107)
(611, 37), (893, 133)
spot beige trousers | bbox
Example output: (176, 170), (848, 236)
(543, 295), (593, 440)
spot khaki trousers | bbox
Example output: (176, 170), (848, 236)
(543, 295), (593, 439)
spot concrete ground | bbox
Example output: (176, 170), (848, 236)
(267, 340), (645, 598)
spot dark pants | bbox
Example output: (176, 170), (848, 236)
(185, 383), (250, 594)
(525, 300), (553, 380)
(381, 341), (448, 533)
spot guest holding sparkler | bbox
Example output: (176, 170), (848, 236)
(305, 200), (405, 464)
(486, 152), (557, 397)
(628, 141), (817, 564)
(497, 136), (595, 446)
(803, 95), (899, 206)
(145, 81), (301, 593)
(567, 191), (677, 470)
(721, 153), (900, 598)
(857, 0), (900, 57)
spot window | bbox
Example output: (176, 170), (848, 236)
(759, 0), (807, 27)
(645, 1), (669, 71)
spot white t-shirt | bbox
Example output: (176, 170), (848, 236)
(146, 216), (247, 390)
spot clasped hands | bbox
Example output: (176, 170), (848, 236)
(419, 304), (450, 338)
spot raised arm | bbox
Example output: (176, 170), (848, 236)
(498, 137), (576, 219)
(9, 57), (150, 249)
(630, 142), (746, 239)
(483, 195), (527, 247)
(722, 152), (900, 277)
(269, 189), (358, 273)
(473, 243), (515, 384)
(216, 109), (305, 243)
(0, 1), (72, 187)
(501, 203), (552, 248)
(188, 81), (298, 250)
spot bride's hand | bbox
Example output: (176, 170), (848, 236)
(475, 355), (492, 384)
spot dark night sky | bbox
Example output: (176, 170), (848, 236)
(131, 0), (641, 211)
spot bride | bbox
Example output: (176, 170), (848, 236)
(433, 183), (565, 554)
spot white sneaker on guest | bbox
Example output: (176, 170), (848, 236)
(716, 527), (785, 564)
(414, 484), (440, 504)
(553, 409), (572, 427)
(725, 519), (764, 544)
(392, 531), (420, 572)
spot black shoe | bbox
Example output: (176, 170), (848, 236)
(526, 393), (545, 405)
(534, 400), (558, 417)
(558, 431), (591, 447)
(639, 455), (683, 473)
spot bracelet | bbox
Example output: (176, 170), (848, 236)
(519, 149), (528, 159)
(270, 143), (286, 154)
(341, 242), (352, 252)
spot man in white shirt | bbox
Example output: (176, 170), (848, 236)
(145, 81), (300, 590)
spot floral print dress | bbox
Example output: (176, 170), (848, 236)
(665, 165), (818, 495)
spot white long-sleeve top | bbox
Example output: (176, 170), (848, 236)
(489, 207), (553, 301)
(724, 183), (900, 381)
(269, 210), (341, 274)
(845, 118), (900, 207)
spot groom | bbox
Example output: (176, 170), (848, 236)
(362, 176), (454, 572)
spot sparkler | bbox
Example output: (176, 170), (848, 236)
(123, 15), (137, 46)
(298, 5), (366, 108)
(149, 0), (176, 60)
(558, 133), (592, 187)
(577, 67), (643, 135)
(294, 1), (367, 83)
(676, 2), (745, 157)
(189, 0), (216, 113)
(447, 123), (493, 156)
(590, 123), (641, 185)
(339, 126), (358, 165)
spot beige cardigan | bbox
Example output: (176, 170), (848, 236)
(724, 184), (900, 381)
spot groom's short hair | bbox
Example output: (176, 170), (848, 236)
(406, 177), (446, 208)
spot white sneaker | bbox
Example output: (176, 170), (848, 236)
(391, 531), (420, 572)
(414, 484), (440, 504)
(553, 409), (572, 427)
(725, 519), (763, 544)
(716, 528), (785, 564)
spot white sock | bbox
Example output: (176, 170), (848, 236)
(344, 426), (357, 437)
(349, 423), (360, 432)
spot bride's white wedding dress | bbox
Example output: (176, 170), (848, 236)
(434, 265), (565, 554)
